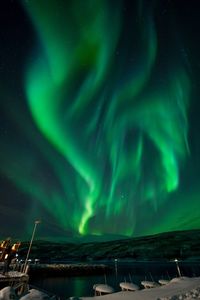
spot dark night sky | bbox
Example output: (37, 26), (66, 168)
(0, 0), (200, 241)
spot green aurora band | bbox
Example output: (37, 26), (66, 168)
(1, 0), (196, 238)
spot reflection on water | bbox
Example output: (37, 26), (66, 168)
(31, 261), (200, 299)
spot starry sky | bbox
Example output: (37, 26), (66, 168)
(0, 0), (200, 241)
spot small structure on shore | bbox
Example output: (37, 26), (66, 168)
(0, 238), (21, 261)
(93, 284), (114, 296)
(0, 238), (28, 294)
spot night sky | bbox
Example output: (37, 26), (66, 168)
(0, 0), (200, 241)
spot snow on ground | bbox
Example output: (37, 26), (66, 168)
(80, 277), (200, 300)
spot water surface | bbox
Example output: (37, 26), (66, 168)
(31, 261), (200, 299)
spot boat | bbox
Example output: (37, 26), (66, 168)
(93, 284), (114, 296)
(119, 281), (139, 291)
(158, 279), (170, 285)
(141, 280), (160, 288)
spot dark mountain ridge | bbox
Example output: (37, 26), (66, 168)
(18, 229), (200, 262)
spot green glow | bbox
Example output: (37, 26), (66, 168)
(1, 0), (191, 238)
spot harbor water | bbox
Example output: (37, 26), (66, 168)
(30, 261), (200, 299)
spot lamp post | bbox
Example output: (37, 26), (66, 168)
(23, 220), (41, 273)
(174, 258), (181, 277)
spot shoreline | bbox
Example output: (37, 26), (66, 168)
(80, 277), (200, 300)
(28, 263), (110, 277)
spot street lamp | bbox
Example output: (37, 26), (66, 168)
(174, 258), (182, 277)
(23, 220), (41, 273)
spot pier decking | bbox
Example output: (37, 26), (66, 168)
(0, 271), (28, 286)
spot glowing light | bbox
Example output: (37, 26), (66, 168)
(0, 0), (194, 239)
(21, 0), (190, 236)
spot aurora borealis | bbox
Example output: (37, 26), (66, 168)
(0, 0), (200, 241)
